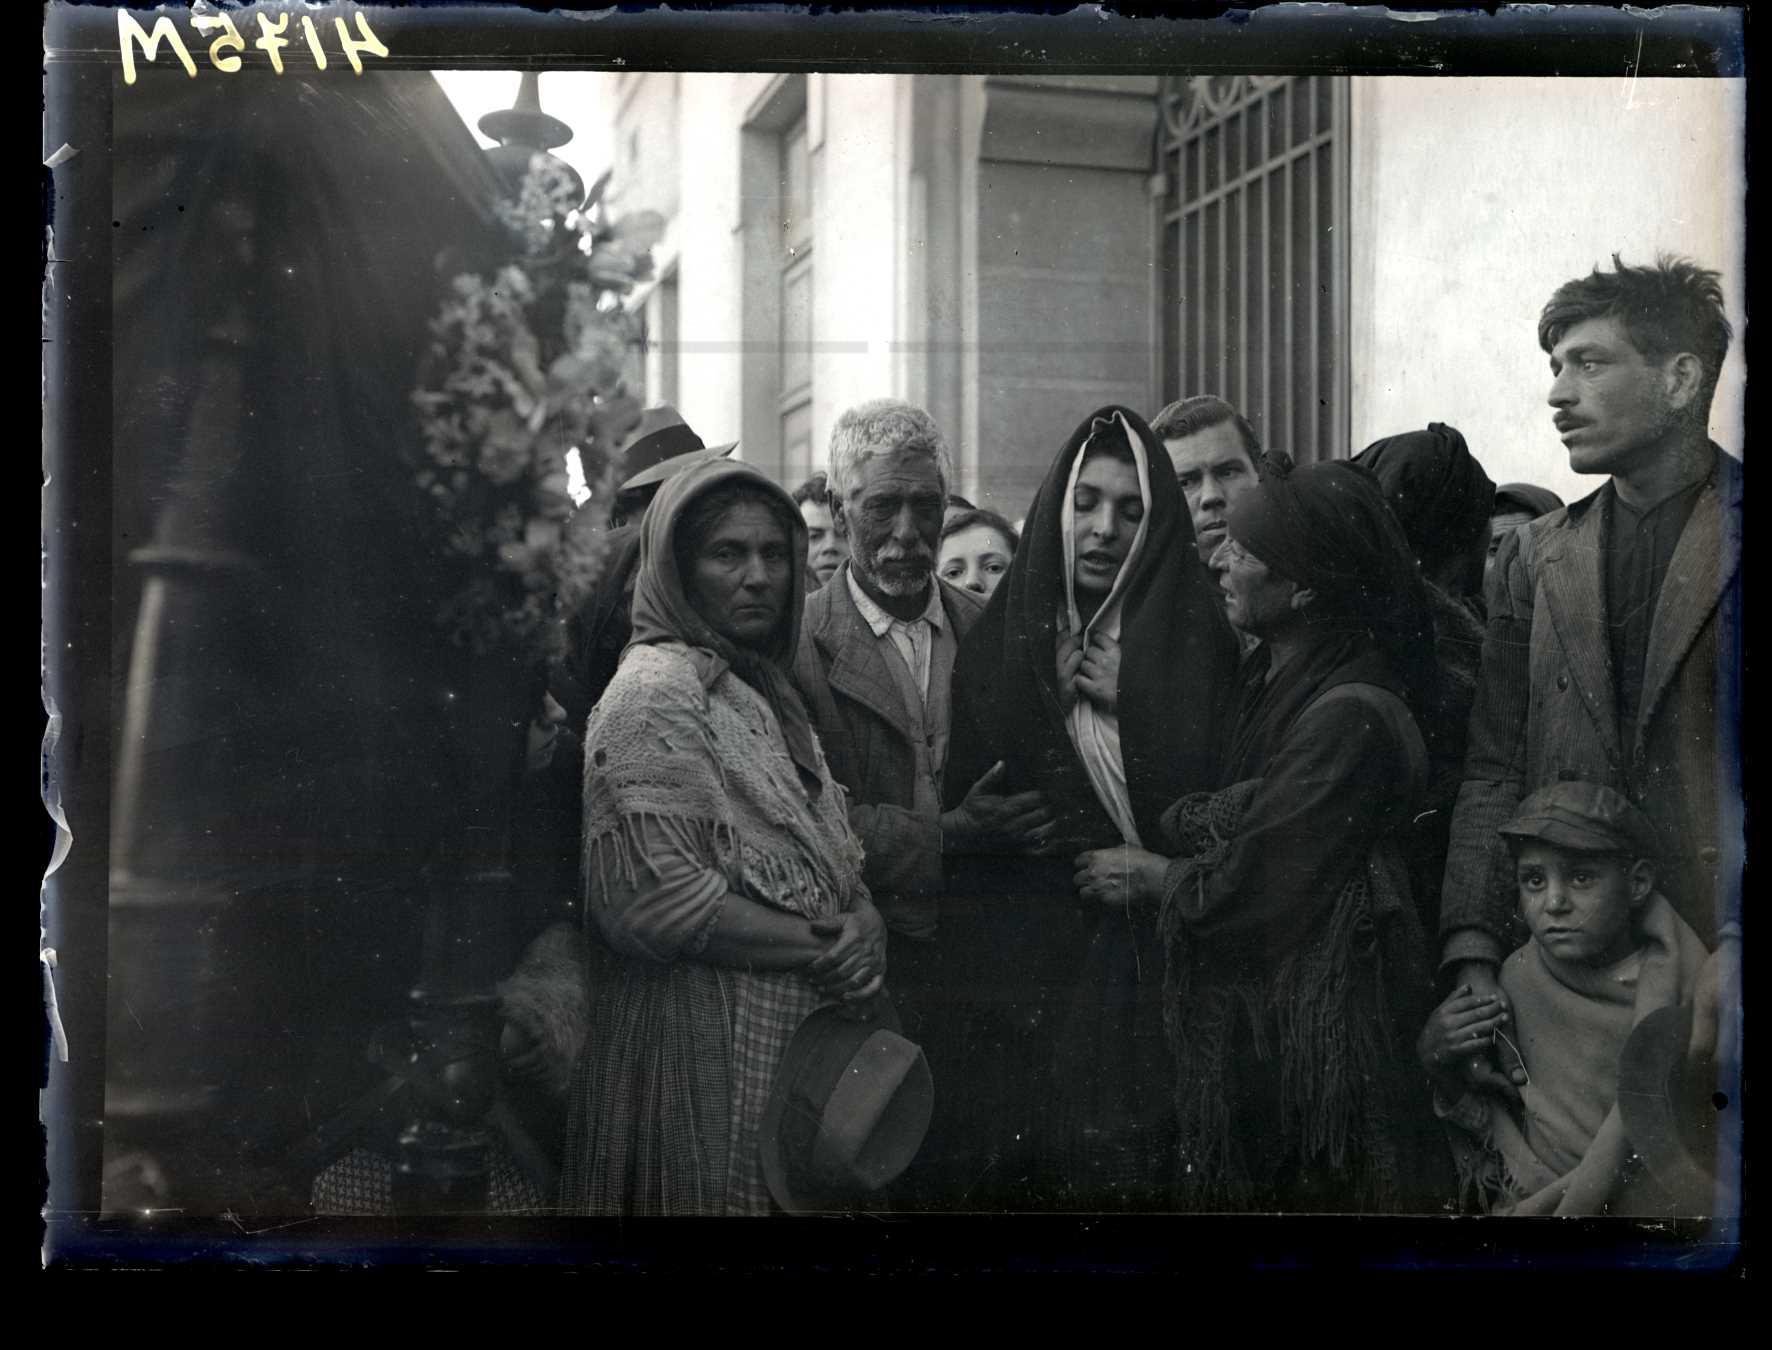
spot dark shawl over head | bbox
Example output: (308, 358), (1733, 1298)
(948, 406), (1240, 844)
(1224, 458), (1439, 779)
(941, 406), (1240, 1207)
(1353, 423), (1495, 584)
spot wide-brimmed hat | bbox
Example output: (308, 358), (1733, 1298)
(618, 405), (737, 492)
(758, 999), (934, 1214)
(1616, 1003), (1732, 1214)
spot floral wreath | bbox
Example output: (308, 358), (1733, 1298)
(410, 154), (664, 659)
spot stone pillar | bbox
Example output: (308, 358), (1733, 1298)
(970, 76), (1161, 516)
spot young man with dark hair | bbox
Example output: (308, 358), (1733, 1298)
(1441, 255), (1741, 1127)
(1149, 395), (1266, 564)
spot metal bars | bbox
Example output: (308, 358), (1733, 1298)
(1158, 75), (1350, 463)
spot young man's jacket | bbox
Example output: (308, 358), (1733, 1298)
(1440, 447), (1743, 963)
(791, 567), (986, 937)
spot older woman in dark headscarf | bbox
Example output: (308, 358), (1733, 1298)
(560, 459), (886, 1216)
(1353, 423), (1495, 609)
(940, 406), (1241, 1210)
(1079, 459), (1447, 1212)
(1352, 423), (1497, 938)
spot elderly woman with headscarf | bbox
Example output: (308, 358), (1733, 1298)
(1351, 423), (1497, 939)
(940, 406), (1242, 1210)
(1074, 459), (1448, 1211)
(1353, 423), (1495, 613)
(559, 459), (887, 1216)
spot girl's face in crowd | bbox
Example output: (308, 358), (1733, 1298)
(801, 499), (848, 588)
(685, 500), (793, 650)
(938, 524), (1014, 599)
(1070, 452), (1144, 599)
(1514, 841), (1651, 968)
(1212, 534), (1299, 636)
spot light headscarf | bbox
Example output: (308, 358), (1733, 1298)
(1058, 411), (1152, 845)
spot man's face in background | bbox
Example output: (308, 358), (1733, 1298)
(1166, 422), (1259, 563)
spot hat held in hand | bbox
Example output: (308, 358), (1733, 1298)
(618, 405), (737, 492)
(1616, 1002), (1734, 1216)
(759, 1000), (934, 1213)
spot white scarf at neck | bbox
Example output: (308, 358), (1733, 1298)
(1058, 411), (1152, 846)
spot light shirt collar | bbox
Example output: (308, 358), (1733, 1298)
(846, 566), (945, 636)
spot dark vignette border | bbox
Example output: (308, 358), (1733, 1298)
(40, 0), (1751, 1275)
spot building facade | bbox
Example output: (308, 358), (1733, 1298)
(604, 72), (1743, 515)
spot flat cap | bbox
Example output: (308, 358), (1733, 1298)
(1498, 780), (1661, 859)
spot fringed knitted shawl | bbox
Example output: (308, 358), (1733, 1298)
(564, 642), (870, 1216)
(581, 642), (865, 931)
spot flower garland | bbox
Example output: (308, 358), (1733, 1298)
(411, 154), (664, 658)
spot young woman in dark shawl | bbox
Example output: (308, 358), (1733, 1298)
(1075, 459), (1449, 1212)
(1351, 423), (1495, 938)
(940, 406), (1242, 1210)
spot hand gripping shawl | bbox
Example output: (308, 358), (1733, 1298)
(561, 460), (869, 1216)
(1057, 411), (1154, 845)
(949, 404), (1239, 861)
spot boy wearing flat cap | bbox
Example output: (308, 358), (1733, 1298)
(1419, 781), (1710, 1216)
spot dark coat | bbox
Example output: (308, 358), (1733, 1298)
(1441, 448), (1743, 961)
(790, 567), (985, 920)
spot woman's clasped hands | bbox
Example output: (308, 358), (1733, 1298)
(1056, 628), (1123, 714)
(806, 898), (888, 1006)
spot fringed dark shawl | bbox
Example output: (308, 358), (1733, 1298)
(1156, 645), (1448, 1212)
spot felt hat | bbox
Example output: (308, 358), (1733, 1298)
(1498, 780), (1662, 860)
(617, 405), (737, 492)
(758, 999), (934, 1214)
(1616, 1002), (1731, 1213)
(1493, 482), (1565, 520)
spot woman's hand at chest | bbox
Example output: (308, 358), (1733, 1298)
(1056, 630), (1122, 714)
(1075, 631), (1122, 713)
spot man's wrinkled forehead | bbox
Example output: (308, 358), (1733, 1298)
(852, 445), (945, 497)
(1548, 314), (1647, 369)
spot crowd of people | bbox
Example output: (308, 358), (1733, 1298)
(493, 252), (1740, 1218)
